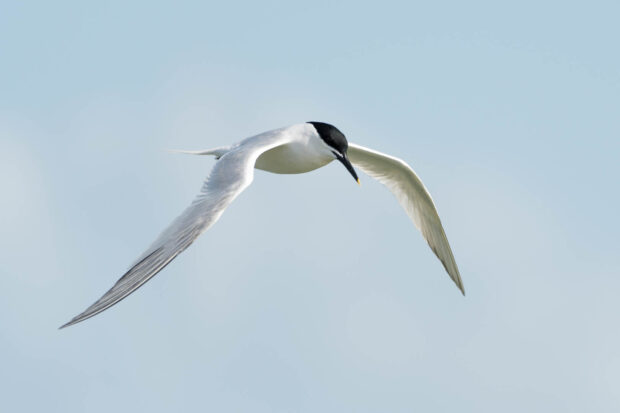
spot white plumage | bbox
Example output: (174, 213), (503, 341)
(61, 122), (462, 329)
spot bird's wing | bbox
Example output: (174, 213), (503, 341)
(347, 143), (464, 294)
(60, 130), (294, 328)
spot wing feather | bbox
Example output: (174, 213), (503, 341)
(348, 143), (464, 294)
(60, 129), (294, 328)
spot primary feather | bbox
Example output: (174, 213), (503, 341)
(348, 143), (464, 294)
(60, 129), (293, 328)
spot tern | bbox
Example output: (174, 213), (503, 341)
(61, 122), (463, 329)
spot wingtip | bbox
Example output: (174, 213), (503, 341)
(58, 318), (79, 330)
(59, 313), (91, 330)
(455, 279), (466, 296)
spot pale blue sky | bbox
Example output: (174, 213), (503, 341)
(1, 1), (619, 411)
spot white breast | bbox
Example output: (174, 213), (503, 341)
(254, 124), (335, 174)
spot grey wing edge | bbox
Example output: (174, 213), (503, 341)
(59, 246), (172, 329)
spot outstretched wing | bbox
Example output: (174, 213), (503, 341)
(347, 143), (464, 294)
(60, 129), (294, 328)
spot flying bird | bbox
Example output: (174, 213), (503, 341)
(61, 122), (463, 328)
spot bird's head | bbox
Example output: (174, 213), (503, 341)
(308, 121), (360, 185)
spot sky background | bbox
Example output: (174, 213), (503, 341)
(1, 1), (619, 411)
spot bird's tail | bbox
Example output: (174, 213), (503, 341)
(167, 146), (231, 160)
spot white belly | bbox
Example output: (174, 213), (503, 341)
(254, 141), (334, 174)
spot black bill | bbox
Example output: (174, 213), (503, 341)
(335, 152), (360, 185)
